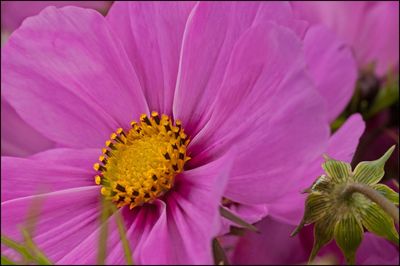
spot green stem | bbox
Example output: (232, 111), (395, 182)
(343, 183), (399, 225)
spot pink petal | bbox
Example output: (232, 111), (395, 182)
(1, 148), (99, 201)
(1, 186), (101, 263)
(325, 113), (365, 160)
(2, 6), (149, 148)
(304, 25), (357, 122)
(1, 97), (54, 157)
(106, 2), (195, 116)
(188, 22), (329, 204)
(232, 217), (310, 264)
(138, 150), (234, 264)
(173, 2), (302, 136)
(356, 233), (399, 265)
(1, 1), (111, 32)
(267, 114), (365, 224)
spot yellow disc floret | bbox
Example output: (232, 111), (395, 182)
(93, 111), (190, 209)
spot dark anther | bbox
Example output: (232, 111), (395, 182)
(151, 186), (157, 192)
(152, 175), (158, 181)
(142, 116), (151, 125)
(172, 164), (178, 171)
(97, 165), (107, 171)
(153, 115), (160, 125)
(132, 190), (139, 196)
(107, 142), (117, 150)
(119, 196), (125, 202)
(164, 124), (171, 131)
(179, 153), (184, 160)
(118, 130), (126, 137)
(172, 144), (178, 150)
(116, 184), (126, 192)
(144, 193), (150, 198)
(164, 153), (171, 160)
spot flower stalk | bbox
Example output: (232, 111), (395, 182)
(342, 183), (399, 225)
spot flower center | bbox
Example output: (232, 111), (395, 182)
(93, 112), (190, 209)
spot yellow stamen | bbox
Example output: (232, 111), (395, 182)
(93, 112), (190, 210)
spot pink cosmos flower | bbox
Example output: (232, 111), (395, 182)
(291, 1), (400, 77)
(2, 2), (361, 264)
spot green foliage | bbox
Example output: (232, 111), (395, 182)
(1, 197), (135, 265)
(110, 204), (134, 265)
(366, 74), (399, 119)
(1, 234), (52, 265)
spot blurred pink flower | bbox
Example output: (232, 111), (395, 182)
(291, 1), (399, 77)
(1, 1), (112, 33)
(1, 2), (361, 264)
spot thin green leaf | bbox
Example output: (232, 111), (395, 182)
(111, 205), (134, 265)
(219, 207), (259, 233)
(1, 255), (17, 265)
(23, 193), (45, 237)
(352, 145), (395, 185)
(322, 159), (351, 184)
(373, 184), (399, 205)
(212, 238), (229, 265)
(360, 203), (399, 245)
(97, 199), (111, 265)
(334, 214), (363, 265)
(1, 235), (33, 262)
(21, 228), (52, 265)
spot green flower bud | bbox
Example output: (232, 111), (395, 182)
(292, 145), (399, 265)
